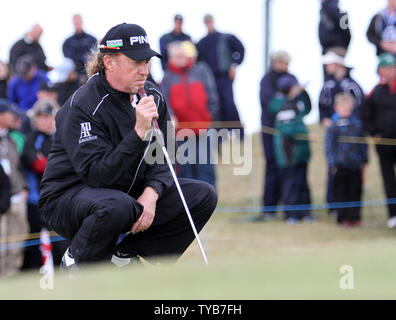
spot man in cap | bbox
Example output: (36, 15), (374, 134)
(159, 14), (192, 70)
(361, 53), (396, 228)
(319, 50), (365, 127)
(247, 50), (293, 222)
(7, 54), (50, 112)
(0, 99), (29, 276)
(22, 99), (59, 270)
(38, 23), (217, 272)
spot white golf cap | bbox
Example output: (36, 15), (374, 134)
(322, 51), (345, 66)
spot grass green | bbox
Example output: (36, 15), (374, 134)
(1, 125), (395, 299)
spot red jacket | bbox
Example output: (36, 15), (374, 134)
(161, 61), (219, 135)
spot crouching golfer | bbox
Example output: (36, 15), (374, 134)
(38, 23), (217, 270)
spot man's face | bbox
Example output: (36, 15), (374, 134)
(106, 53), (150, 95)
(73, 15), (83, 33)
(388, 0), (396, 9)
(174, 19), (183, 32)
(169, 47), (187, 68)
(35, 113), (55, 134)
(324, 63), (339, 75)
(379, 65), (396, 82)
(272, 60), (289, 73)
(0, 111), (14, 129)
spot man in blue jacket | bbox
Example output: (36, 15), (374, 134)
(159, 14), (191, 71)
(62, 14), (97, 82)
(197, 14), (245, 137)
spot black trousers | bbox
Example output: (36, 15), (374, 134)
(376, 145), (396, 218)
(280, 163), (311, 220)
(261, 132), (281, 213)
(42, 178), (217, 263)
(333, 166), (362, 223)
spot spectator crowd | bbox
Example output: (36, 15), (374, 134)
(1, 1), (396, 277)
(256, 0), (396, 229)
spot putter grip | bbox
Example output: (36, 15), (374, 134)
(138, 87), (160, 130)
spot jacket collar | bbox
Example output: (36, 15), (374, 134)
(98, 70), (131, 100)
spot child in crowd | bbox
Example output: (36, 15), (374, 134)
(269, 74), (312, 224)
(325, 93), (368, 227)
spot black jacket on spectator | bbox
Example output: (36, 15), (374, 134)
(0, 79), (7, 99)
(0, 164), (11, 214)
(9, 38), (50, 72)
(318, 70), (365, 121)
(367, 11), (396, 56)
(361, 81), (396, 138)
(62, 32), (97, 75)
(319, 0), (351, 54)
(259, 68), (292, 127)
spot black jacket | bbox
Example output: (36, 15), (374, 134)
(367, 11), (396, 56)
(62, 32), (97, 75)
(259, 68), (291, 127)
(39, 71), (174, 215)
(318, 70), (365, 122)
(9, 38), (50, 72)
(361, 82), (396, 138)
(319, 0), (351, 54)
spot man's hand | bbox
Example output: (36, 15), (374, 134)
(131, 186), (158, 234)
(135, 95), (158, 140)
(322, 117), (332, 128)
(380, 41), (396, 54)
(229, 64), (237, 81)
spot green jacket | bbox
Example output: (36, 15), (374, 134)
(268, 90), (311, 168)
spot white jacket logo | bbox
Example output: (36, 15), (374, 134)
(130, 35), (148, 46)
(79, 122), (97, 144)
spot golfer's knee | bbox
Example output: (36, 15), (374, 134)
(95, 194), (139, 229)
(197, 180), (218, 213)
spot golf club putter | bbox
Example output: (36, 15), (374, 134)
(138, 87), (209, 265)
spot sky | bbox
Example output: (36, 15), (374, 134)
(0, 0), (387, 132)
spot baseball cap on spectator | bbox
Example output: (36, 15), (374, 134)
(377, 53), (396, 69)
(99, 23), (162, 61)
(174, 14), (183, 21)
(322, 50), (345, 66)
(277, 74), (298, 94)
(39, 81), (58, 92)
(15, 54), (36, 77)
(29, 99), (59, 118)
(0, 99), (13, 114)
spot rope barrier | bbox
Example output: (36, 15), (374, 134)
(174, 121), (396, 146)
(0, 197), (395, 252)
